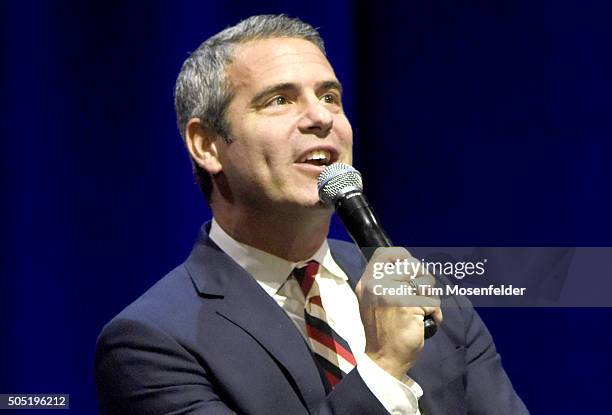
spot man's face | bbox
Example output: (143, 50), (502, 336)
(217, 37), (353, 212)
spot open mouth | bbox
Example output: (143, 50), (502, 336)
(297, 149), (335, 167)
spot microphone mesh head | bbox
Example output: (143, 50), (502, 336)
(317, 163), (363, 205)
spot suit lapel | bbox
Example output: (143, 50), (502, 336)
(185, 226), (326, 411)
(328, 239), (366, 290)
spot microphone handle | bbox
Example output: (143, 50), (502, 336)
(335, 189), (438, 339)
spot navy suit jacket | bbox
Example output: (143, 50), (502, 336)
(95, 224), (529, 414)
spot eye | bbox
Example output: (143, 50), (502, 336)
(321, 93), (341, 105)
(266, 96), (289, 106)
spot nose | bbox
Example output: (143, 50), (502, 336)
(297, 100), (333, 138)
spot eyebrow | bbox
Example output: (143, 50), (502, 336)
(250, 80), (343, 106)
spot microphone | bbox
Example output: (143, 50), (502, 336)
(317, 163), (437, 339)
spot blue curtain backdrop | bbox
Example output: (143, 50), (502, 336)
(2, 1), (611, 413)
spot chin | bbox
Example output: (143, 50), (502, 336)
(285, 194), (332, 211)
(301, 192), (326, 207)
(303, 199), (334, 213)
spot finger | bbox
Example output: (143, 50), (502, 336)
(370, 246), (412, 262)
(422, 307), (443, 326)
(386, 272), (436, 288)
(361, 280), (441, 307)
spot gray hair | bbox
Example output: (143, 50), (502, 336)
(174, 15), (326, 198)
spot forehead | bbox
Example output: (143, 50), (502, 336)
(226, 37), (337, 92)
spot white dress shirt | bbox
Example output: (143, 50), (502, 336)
(210, 219), (423, 415)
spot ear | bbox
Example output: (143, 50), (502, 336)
(185, 118), (223, 175)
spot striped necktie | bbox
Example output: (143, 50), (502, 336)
(292, 260), (357, 388)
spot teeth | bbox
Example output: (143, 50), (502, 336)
(302, 150), (331, 163)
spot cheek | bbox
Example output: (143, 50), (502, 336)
(336, 116), (354, 148)
(260, 142), (294, 174)
(253, 122), (295, 164)
(225, 137), (290, 181)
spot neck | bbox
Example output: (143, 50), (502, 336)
(211, 202), (332, 262)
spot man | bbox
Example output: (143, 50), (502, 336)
(95, 15), (528, 414)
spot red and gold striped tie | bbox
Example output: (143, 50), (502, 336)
(292, 260), (357, 388)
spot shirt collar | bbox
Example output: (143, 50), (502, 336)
(209, 218), (348, 295)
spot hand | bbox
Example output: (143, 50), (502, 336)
(356, 247), (443, 380)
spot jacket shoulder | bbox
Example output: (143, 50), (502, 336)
(96, 263), (210, 350)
